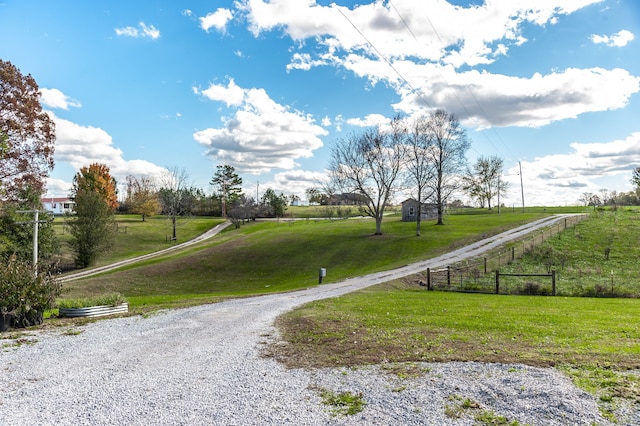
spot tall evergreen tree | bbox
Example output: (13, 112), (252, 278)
(210, 165), (242, 218)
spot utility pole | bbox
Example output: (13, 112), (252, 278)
(497, 174), (501, 214)
(519, 161), (525, 213)
(16, 210), (49, 276)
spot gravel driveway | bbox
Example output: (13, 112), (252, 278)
(1, 215), (632, 425)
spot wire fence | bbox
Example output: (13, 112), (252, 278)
(416, 214), (588, 296)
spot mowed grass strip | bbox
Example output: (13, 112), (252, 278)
(53, 215), (225, 268)
(62, 212), (548, 304)
(271, 281), (640, 370)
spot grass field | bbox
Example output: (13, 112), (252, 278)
(61, 210), (550, 306)
(500, 207), (640, 297)
(52, 215), (225, 268)
(273, 281), (640, 369)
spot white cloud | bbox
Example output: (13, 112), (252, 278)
(115, 22), (160, 39)
(193, 80), (327, 174)
(44, 177), (72, 198)
(199, 8), (233, 33)
(114, 26), (137, 38)
(194, 78), (245, 107)
(48, 112), (166, 185)
(241, 0), (601, 68)
(238, 0), (629, 129)
(286, 52), (330, 71)
(503, 132), (640, 206)
(591, 29), (634, 47)
(40, 88), (81, 110)
(263, 169), (330, 198)
(391, 65), (640, 128)
(346, 113), (389, 128)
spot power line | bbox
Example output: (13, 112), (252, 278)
(387, 0), (516, 160)
(336, 6), (434, 111)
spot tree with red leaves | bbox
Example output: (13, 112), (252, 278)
(0, 59), (55, 200)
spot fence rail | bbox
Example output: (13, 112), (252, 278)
(420, 214), (587, 296)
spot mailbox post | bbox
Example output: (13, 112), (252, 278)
(319, 268), (326, 284)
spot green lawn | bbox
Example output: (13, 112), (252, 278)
(53, 214), (225, 268)
(274, 282), (640, 370)
(61, 211), (548, 304)
(500, 207), (640, 296)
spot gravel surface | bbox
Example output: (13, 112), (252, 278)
(2, 215), (635, 425)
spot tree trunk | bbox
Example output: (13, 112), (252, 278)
(416, 202), (422, 236)
(436, 170), (445, 225)
(436, 188), (444, 225)
(172, 216), (177, 239)
(375, 216), (383, 235)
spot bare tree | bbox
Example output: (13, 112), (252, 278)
(578, 192), (592, 207)
(462, 156), (508, 210)
(405, 115), (435, 236)
(424, 110), (470, 225)
(631, 167), (640, 195)
(328, 120), (405, 235)
(158, 167), (191, 241)
(228, 194), (256, 228)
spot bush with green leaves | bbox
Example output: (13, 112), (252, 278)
(68, 189), (116, 268)
(0, 256), (62, 329)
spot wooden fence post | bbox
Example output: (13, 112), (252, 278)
(495, 270), (500, 294)
(447, 266), (451, 288)
(552, 270), (556, 296)
(511, 246), (515, 261)
(484, 257), (487, 274)
(427, 268), (431, 290)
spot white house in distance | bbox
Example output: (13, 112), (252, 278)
(41, 197), (75, 215)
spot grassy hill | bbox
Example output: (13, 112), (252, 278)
(61, 209), (554, 307)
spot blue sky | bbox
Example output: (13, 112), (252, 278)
(1, 0), (639, 206)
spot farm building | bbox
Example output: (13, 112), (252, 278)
(401, 198), (438, 222)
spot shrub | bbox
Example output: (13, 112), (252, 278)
(0, 256), (62, 329)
